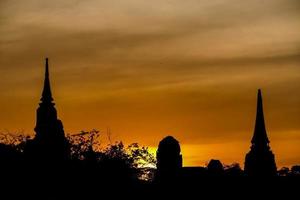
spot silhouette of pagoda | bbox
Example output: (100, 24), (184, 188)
(244, 89), (277, 176)
(25, 58), (69, 162)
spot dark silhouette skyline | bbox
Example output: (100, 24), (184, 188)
(0, 58), (286, 174)
(0, 58), (299, 199)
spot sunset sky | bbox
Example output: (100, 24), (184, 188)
(0, 0), (299, 168)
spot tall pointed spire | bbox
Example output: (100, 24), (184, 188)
(244, 89), (277, 176)
(40, 58), (54, 104)
(251, 89), (269, 146)
(28, 58), (70, 162)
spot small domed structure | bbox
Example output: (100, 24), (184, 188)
(207, 159), (224, 175)
(156, 136), (182, 181)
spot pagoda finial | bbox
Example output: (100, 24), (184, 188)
(40, 58), (54, 103)
(251, 89), (269, 145)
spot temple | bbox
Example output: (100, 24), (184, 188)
(25, 58), (69, 162)
(244, 89), (277, 176)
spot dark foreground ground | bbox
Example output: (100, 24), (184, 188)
(1, 164), (299, 200)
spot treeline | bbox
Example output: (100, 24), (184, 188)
(0, 131), (300, 199)
(1, 131), (299, 180)
(0, 130), (156, 180)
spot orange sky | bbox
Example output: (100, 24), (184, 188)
(0, 0), (300, 168)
